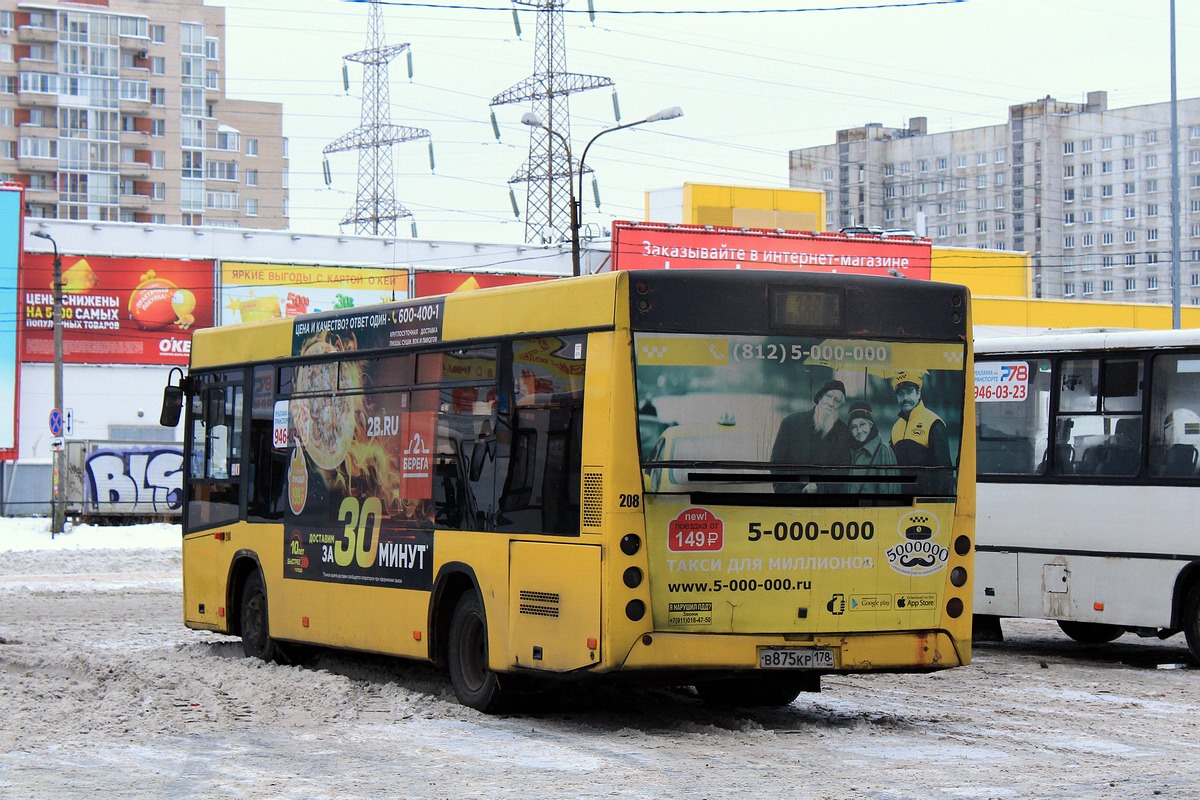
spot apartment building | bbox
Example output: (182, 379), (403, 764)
(0, 0), (287, 228)
(789, 91), (1200, 304)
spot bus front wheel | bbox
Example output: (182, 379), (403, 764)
(1183, 583), (1200, 662)
(240, 571), (278, 662)
(447, 591), (509, 713)
(1056, 620), (1124, 644)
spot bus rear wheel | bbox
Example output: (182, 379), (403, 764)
(694, 673), (819, 708)
(1056, 620), (1124, 644)
(1183, 583), (1200, 662)
(447, 591), (510, 713)
(240, 571), (278, 662)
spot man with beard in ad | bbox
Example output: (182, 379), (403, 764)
(771, 379), (854, 494)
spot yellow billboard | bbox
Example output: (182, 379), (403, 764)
(220, 262), (408, 326)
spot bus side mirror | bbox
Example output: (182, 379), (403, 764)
(160, 367), (185, 427)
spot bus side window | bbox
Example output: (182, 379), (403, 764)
(496, 335), (586, 535)
(431, 385), (497, 531)
(1150, 354), (1200, 478)
(976, 358), (1051, 476)
(186, 375), (244, 531)
(247, 365), (285, 522)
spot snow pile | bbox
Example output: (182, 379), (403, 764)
(0, 516), (179, 553)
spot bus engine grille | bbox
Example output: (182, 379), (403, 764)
(582, 470), (604, 529)
(518, 590), (560, 618)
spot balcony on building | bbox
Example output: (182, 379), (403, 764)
(23, 185), (56, 205)
(16, 24), (56, 45)
(118, 191), (150, 211)
(118, 80), (151, 114)
(17, 54), (54, 71)
(16, 153), (55, 173)
(119, 33), (150, 53)
(118, 155), (151, 180)
(16, 89), (58, 109)
(16, 114), (53, 135)
(119, 128), (150, 147)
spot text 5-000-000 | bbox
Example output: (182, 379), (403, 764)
(747, 521), (875, 542)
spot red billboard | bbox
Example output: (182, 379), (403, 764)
(19, 255), (215, 365)
(611, 220), (932, 280)
(414, 272), (552, 297)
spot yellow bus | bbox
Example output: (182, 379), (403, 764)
(163, 269), (975, 712)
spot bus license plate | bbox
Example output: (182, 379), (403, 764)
(759, 647), (835, 669)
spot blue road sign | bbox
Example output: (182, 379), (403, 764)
(49, 408), (63, 436)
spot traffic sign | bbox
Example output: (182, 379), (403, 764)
(64, 408), (74, 437)
(50, 436), (64, 452)
(49, 408), (63, 437)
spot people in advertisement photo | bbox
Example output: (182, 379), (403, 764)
(770, 379), (854, 493)
(889, 370), (955, 494)
(635, 335), (963, 497)
(846, 401), (901, 494)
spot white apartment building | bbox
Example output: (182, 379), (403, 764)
(0, 0), (288, 228)
(789, 91), (1200, 304)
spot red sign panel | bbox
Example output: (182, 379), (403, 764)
(611, 220), (932, 280)
(415, 272), (552, 297)
(668, 508), (724, 552)
(19, 255), (215, 365)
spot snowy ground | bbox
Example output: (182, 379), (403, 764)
(1, 518), (1198, 799)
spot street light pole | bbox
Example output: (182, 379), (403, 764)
(1169, 0), (1181, 329)
(520, 112), (581, 276)
(522, 106), (682, 277)
(31, 229), (65, 534)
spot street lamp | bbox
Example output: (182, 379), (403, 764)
(522, 106), (683, 276)
(31, 229), (65, 535)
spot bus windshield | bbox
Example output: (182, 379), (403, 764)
(635, 333), (966, 498)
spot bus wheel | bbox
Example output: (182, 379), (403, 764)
(694, 673), (819, 708)
(240, 571), (278, 662)
(1184, 584), (1200, 662)
(447, 591), (509, 713)
(1056, 620), (1124, 644)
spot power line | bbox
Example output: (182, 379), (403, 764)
(350, 0), (968, 13)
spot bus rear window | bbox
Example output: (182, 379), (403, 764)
(635, 333), (965, 497)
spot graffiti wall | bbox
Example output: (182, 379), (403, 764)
(66, 440), (183, 518)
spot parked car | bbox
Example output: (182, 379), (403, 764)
(881, 228), (922, 239)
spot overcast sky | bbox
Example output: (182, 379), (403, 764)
(210, 0), (1200, 244)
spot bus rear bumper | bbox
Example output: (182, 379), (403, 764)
(617, 630), (968, 673)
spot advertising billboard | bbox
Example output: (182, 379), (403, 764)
(634, 331), (966, 632)
(19, 255), (214, 366)
(414, 272), (551, 297)
(0, 185), (20, 460)
(220, 262), (408, 326)
(611, 220), (932, 280)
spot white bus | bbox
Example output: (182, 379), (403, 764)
(973, 328), (1200, 659)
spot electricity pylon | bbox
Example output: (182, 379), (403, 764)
(324, 0), (430, 237)
(491, 0), (613, 245)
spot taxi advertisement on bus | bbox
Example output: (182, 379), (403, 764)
(635, 332), (966, 634)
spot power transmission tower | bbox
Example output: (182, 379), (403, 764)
(491, 0), (613, 245)
(324, 0), (430, 237)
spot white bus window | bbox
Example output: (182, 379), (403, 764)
(1102, 359), (1143, 413)
(976, 359), (1051, 475)
(1059, 359), (1099, 412)
(1150, 354), (1200, 477)
(1070, 414), (1141, 476)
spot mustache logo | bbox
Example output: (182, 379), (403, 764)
(900, 554), (938, 569)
